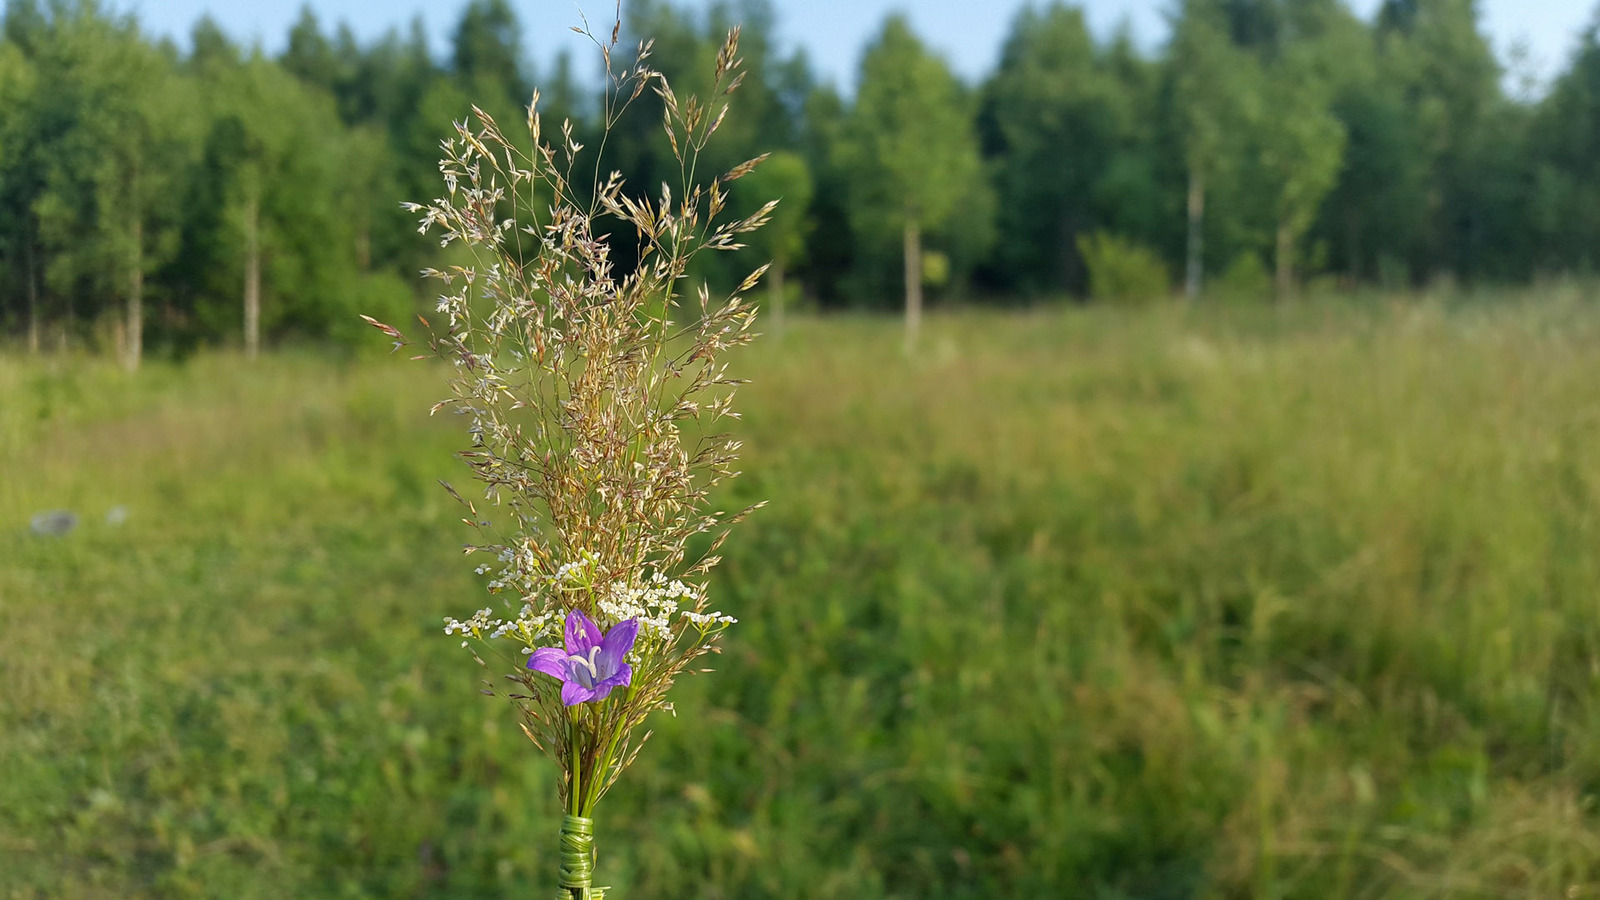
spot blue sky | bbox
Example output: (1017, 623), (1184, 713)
(120, 0), (1593, 94)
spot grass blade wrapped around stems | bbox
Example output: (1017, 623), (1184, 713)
(365, 21), (770, 899)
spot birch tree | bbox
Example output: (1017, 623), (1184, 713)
(1171, 1), (1257, 299)
(837, 14), (982, 352)
(1255, 49), (1346, 298)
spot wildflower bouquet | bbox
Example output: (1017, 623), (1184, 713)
(365, 23), (772, 900)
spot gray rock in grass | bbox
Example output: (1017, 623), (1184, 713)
(30, 510), (78, 537)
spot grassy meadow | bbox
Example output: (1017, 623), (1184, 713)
(4, 295), (1600, 899)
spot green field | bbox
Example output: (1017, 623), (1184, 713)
(4, 297), (1600, 899)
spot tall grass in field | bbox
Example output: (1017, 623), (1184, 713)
(3, 294), (1600, 898)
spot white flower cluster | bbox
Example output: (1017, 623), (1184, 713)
(443, 601), (560, 651)
(497, 602), (558, 645)
(681, 609), (738, 628)
(444, 607), (499, 647)
(444, 555), (734, 657)
(598, 572), (699, 641)
(445, 552), (616, 653)
(476, 544), (542, 597)
(553, 552), (599, 586)
(444, 607), (496, 636)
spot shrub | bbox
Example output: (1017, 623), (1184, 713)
(1212, 251), (1273, 303)
(1077, 231), (1170, 303)
(922, 249), (951, 289)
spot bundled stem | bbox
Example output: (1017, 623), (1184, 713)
(557, 815), (601, 900)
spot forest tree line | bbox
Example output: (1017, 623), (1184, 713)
(3, 0), (1600, 364)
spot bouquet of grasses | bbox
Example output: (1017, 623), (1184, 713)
(364, 21), (772, 899)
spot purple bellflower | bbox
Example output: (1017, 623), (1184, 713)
(528, 610), (640, 706)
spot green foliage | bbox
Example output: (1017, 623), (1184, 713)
(13, 3), (197, 334)
(0, 39), (31, 168)
(0, 36), (35, 331)
(9, 300), (1600, 896)
(175, 55), (371, 347)
(1375, 0), (1517, 280)
(1255, 46), (1347, 293)
(451, 0), (527, 107)
(839, 14), (980, 232)
(1320, 72), (1428, 282)
(281, 6), (349, 103)
(1076, 231), (1170, 303)
(1526, 27), (1600, 272)
(738, 150), (812, 271)
(0, 0), (1594, 341)
(981, 4), (1148, 294)
(1171, 1), (1258, 185)
(737, 150), (813, 321)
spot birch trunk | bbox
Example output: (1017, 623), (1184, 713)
(1275, 219), (1293, 302)
(1185, 168), (1205, 301)
(25, 234), (38, 355)
(126, 216), (143, 372)
(903, 214), (922, 355)
(61, 283), (73, 352)
(244, 191), (261, 360)
(1346, 208), (1362, 283)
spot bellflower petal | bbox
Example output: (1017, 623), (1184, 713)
(597, 619), (640, 678)
(562, 680), (596, 706)
(527, 647), (567, 678)
(564, 609), (603, 655)
(599, 662), (633, 692)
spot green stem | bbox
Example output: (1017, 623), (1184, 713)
(568, 713), (583, 815)
(586, 697), (630, 814)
